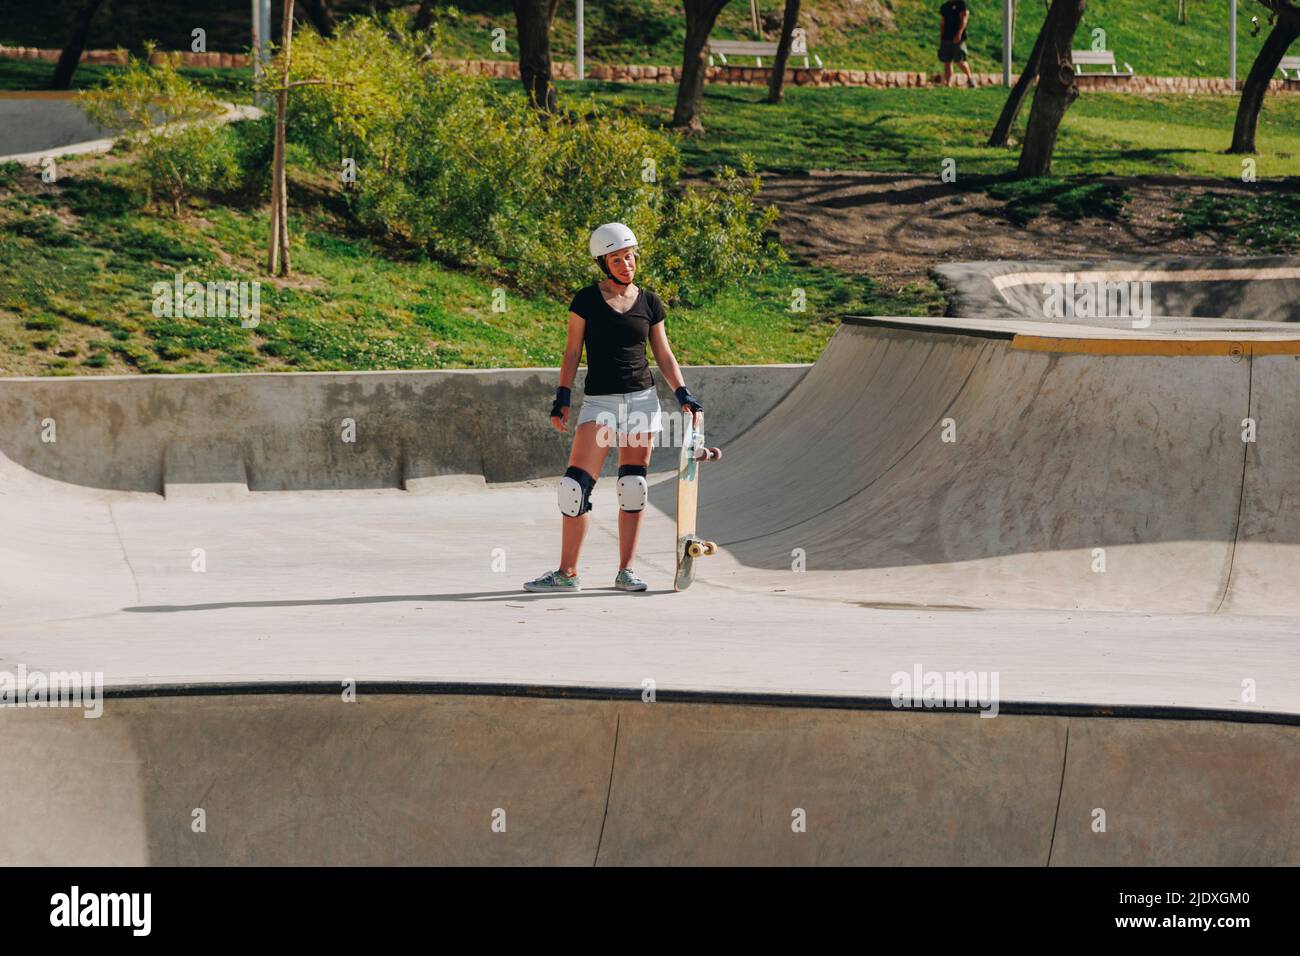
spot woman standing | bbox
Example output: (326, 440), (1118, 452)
(524, 223), (703, 593)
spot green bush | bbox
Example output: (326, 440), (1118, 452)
(79, 47), (238, 215)
(653, 160), (782, 305)
(284, 17), (779, 304)
(222, 117), (275, 200)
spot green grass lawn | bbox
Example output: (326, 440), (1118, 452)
(0, 56), (251, 97)
(0, 159), (856, 376)
(564, 80), (1300, 179)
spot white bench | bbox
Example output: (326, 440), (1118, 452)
(1278, 56), (1300, 80)
(707, 29), (823, 69)
(1072, 49), (1134, 76)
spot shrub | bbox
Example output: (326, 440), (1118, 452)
(283, 15), (417, 172)
(222, 117), (275, 200)
(285, 18), (778, 304)
(653, 160), (783, 305)
(79, 47), (238, 215)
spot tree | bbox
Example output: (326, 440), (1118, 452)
(513, 0), (562, 111)
(766, 0), (801, 104)
(673, 0), (734, 133)
(1017, 0), (1086, 177)
(988, 13), (1050, 147)
(1230, 3), (1300, 153)
(51, 0), (107, 90)
(299, 0), (338, 38)
(268, 0), (296, 275)
(413, 0), (436, 32)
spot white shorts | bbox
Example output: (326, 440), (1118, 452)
(576, 386), (663, 435)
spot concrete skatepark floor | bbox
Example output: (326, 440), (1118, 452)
(3, 478), (1298, 711)
(3, 257), (1299, 865)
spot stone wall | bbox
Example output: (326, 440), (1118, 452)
(0, 46), (251, 68)
(445, 58), (1300, 95)
(4, 45), (1298, 95)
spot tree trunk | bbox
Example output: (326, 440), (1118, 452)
(673, 0), (733, 133)
(298, 0), (337, 37)
(766, 0), (801, 104)
(413, 0), (436, 31)
(513, 0), (562, 111)
(988, 11), (1050, 147)
(269, 0), (296, 276)
(1230, 14), (1300, 154)
(1016, 0), (1086, 177)
(50, 0), (107, 90)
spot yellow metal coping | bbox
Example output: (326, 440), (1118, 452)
(1011, 336), (1300, 357)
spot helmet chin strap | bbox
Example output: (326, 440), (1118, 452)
(597, 256), (633, 289)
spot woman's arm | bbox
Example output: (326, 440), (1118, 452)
(559, 311), (585, 389)
(551, 311), (586, 430)
(648, 321), (685, 392)
(649, 322), (703, 424)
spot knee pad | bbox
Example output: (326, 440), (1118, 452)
(616, 464), (648, 513)
(558, 466), (596, 517)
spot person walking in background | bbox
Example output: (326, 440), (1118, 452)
(939, 0), (975, 86)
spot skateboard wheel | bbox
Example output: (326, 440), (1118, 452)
(704, 541), (718, 556)
(687, 541), (707, 558)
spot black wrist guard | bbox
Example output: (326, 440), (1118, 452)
(675, 386), (702, 414)
(550, 386), (571, 419)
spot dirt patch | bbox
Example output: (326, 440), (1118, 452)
(757, 170), (1269, 295)
(763, 0), (898, 39)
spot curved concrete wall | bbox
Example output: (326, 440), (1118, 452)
(0, 365), (808, 494)
(0, 692), (1294, 866)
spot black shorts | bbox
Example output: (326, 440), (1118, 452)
(939, 39), (968, 64)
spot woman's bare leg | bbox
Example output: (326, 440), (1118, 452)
(617, 432), (654, 571)
(559, 422), (611, 576)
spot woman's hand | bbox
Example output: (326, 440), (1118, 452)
(550, 386), (571, 431)
(675, 386), (703, 429)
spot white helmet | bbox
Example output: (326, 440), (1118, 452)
(588, 222), (638, 259)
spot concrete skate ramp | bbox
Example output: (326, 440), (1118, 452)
(933, 256), (1300, 327)
(1, 690), (1295, 866)
(687, 317), (1300, 613)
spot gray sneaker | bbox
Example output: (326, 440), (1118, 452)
(523, 569), (581, 593)
(614, 568), (648, 592)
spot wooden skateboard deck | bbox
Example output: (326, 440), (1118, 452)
(674, 418), (721, 591)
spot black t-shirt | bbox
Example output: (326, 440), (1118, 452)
(568, 283), (666, 395)
(940, 0), (968, 42)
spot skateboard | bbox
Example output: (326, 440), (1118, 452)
(674, 417), (722, 591)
